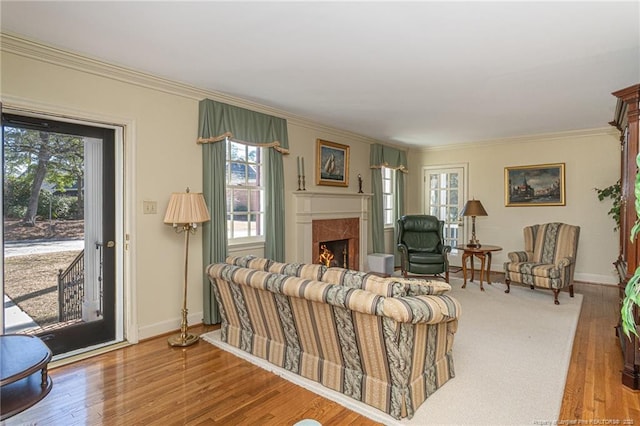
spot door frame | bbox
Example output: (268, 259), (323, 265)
(422, 163), (468, 266)
(0, 98), (137, 351)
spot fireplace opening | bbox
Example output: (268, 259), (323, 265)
(318, 239), (349, 268)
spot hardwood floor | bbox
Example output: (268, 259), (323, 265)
(4, 279), (639, 425)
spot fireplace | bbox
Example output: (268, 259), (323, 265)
(318, 239), (349, 268)
(293, 191), (371, 271)
(313, 216), (359, 270)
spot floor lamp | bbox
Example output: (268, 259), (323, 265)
(164, 188), (210, 347)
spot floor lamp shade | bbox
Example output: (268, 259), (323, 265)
(163, 191), (210, 225)
(164, 189), (210, 347)
(461, 199), (488, 247)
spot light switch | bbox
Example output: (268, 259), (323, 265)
(143, 200), (157, 214)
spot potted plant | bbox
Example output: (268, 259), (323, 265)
(595, 180), (621, 230)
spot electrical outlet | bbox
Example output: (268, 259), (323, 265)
(143, 200), (157, 214)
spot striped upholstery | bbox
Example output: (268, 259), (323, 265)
(504, 223), (580, 301)
(228, 256), (451, 297)
(207, 262), (460, 420)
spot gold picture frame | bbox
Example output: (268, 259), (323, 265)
(316, 139), (349, 187)
(505, 163), (566, 207)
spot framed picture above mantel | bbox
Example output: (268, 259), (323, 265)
(504, 163), (565, 207)
(316, 139), (349, 187)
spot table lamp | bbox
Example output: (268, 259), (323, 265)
(461, 199), (488, 248)
(164, 188), (210, 347)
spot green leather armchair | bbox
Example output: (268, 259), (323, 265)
(397, 215), (451, 282)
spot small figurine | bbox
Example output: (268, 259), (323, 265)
(358, 174), (364, 193)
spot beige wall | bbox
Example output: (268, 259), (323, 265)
(0, 36), (380, 339)
(405, 131), (621, 284)
(1, 35), (621, 343)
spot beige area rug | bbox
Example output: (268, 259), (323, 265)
(201, 278), (583, 425)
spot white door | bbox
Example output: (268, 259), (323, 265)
(423, 165), (467, 258)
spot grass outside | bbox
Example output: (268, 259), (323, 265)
(4, 219), (84, 328)
(5, 251), (82, 326)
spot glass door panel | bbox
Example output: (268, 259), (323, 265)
(424, 166), (466, 249)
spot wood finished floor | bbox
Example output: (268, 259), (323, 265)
(4, 276), (639, 425)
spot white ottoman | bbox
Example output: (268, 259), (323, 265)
(368, 253), (394, 276)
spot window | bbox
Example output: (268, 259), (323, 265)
(382, 167), (394, 227)
(226, 139), (264, 240)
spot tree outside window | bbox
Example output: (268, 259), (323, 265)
(226, 139), (264, 240)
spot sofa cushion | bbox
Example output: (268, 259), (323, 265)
(225, 255), (271, 271)
(393, 277), (451, 296)
(321, 267), (407, 297)
(268, 261), (326, 281)
(505, 261), (560, 279)
(407, 252), (446, 264)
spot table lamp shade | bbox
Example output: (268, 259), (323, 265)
(461, 199), (488, 217)
(163, 191), (210, 225)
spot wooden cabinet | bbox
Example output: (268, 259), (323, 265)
(610, 83), (640, 390)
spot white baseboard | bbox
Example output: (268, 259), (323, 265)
(449, 263), (619, 286)
(138, 311), (204, 340)
(574, 272), (618, 286)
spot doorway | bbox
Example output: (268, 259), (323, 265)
(2, 111), (124, 357)
(423, 164), (467, 262)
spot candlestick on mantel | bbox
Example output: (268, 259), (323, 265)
(297, 156), (301, 176)
(301, 157), (305, 177)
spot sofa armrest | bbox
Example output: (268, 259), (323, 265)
(507, 251), (531, 262)
(443, 245), (452, 254)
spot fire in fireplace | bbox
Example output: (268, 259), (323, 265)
(318, 239), (349, 268)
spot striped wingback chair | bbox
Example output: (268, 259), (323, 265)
(504, 222), (580, 305)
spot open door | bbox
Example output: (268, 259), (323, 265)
(2, 111), (123, 356)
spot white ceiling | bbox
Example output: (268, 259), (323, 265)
(1, 1), (639, 147)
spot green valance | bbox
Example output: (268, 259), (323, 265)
(197, 98), (290, 153)
(369, 143), (408, 172)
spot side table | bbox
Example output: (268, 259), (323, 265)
(0, 334), (53, 420)
(455, 245), (503, 291)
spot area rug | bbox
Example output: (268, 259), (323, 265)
(201, 278), (583, 425)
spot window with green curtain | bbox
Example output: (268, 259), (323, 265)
(370, 144), (408, 264)
(198, 99), (289, 324)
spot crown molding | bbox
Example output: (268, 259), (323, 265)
(415, 126), (619, 152)
(1, 32), (385, 147)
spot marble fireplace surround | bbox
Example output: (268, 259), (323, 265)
(293, 191), (371, 271)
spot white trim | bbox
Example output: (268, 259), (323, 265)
(137, 311), (204, 341)
(574, 272), (618, 286)
(418, 127), (618, 152)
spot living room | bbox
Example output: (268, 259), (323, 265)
(1, 1), (639, 424)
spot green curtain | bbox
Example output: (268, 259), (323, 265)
(198, 99), (289, 324)
(394, 169), (405, 265)
(201, 140), (226, 324)
(369, 143), (408, 261)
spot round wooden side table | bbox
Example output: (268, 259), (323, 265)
(454, 244), (503, 291)
(0, 334), (53, 420)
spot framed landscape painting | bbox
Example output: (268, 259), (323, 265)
(505, 163), (565, 207)
(316, 139), (349, 187)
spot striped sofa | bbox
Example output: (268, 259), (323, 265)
(503, 222), (580, 304)
(206, 256), (461, 420)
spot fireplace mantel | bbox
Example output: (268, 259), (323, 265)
(292, 191), (371, 270)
